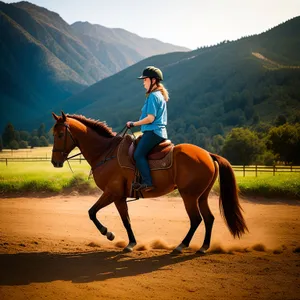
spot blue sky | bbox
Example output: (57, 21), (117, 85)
(3, 0), (300, 49)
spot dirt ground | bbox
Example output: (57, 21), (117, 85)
(0, 194), (299, 300)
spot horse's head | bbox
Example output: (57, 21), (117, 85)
(51, 111), (77, 168)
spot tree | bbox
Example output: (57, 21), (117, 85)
(267, 123), (300, 164)
(2, 123), (15, 147)
(31, 129), (38, 138)
(0, 136), (3, 151)
(38, 123), (49, 139)
(9, 140), (19, 150)
(211, 123), (224, 136)
(222, 128), (266, 165)
(19, 140), (29, 149)
(39, 136), (49, 147)
(292, 113), (300, 124)
(274, 114), (287, 126)
(15, 130), (21, 143)
(30, 136), (40, 147)
(252, 114), (260, 125)
(20, 131), (30, 141)
(211, 135), (225, 154)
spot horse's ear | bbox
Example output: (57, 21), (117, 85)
(52, 112), (59, 121)
(61, 111), (66, 121)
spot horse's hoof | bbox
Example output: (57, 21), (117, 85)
(123, 246), (133, 253)
(106, 232), (115, 241)
(171, 248), (182, 254)
(123, 242), (136, 252)
(197, 246), (208, 255)
(172, 243), (187, 254)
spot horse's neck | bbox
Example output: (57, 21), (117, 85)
(73, 127), (113, 166)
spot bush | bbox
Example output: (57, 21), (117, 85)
(19, 140), (29, 149)
(9, 140), (19, 150)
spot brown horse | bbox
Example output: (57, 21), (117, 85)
(51, 112), (248, 253)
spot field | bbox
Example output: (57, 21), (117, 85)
(1, 147), (300, 299)
(1, 147), (300, 199)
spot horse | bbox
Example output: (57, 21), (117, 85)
(51, 111), (248, 253)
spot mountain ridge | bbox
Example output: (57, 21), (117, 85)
(0, 0), (190, 130)
(52, 16), (300, 148)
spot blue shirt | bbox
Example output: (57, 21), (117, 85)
(140, 91), (168, 139)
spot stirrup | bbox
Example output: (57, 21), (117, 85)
(132, 182), (155, 192)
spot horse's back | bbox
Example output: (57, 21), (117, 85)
(173, 143), (216, 185)
(174, 143), (214, 165)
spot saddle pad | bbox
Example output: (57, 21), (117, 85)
(117, 134), (173, 171)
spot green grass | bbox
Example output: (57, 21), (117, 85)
(168, 173), (300, 200)
(0, 147), (300, 199)
(237, 173), (300, 199)
(0, 161), (98, 195)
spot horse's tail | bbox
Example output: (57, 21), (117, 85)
(210, 153), (248, 238)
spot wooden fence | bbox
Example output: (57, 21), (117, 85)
(233, 165), (300, 176)
(1, 157), (300, 176)
(0, 156), (84, 165)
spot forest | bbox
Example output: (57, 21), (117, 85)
(1, 117), (299, 165)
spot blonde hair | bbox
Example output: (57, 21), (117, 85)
(157, 83), (169, 102)
(147, 82), (169, 102)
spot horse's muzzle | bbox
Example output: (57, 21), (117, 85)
(51, 160), (64, 168)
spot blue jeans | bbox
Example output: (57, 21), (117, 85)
(134, 131), (165, 185)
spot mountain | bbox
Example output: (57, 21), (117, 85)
(0, 1), (189, 130)
(55, 16), (300, 147)
(71, 21), (190, 60)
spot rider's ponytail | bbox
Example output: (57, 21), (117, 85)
(157, 83), (169, 102)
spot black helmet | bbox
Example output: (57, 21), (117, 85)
(138, 66), (163, 81)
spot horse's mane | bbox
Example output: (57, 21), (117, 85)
(67, 114), (116, 138)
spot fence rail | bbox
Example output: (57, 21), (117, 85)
(0, 156), (84, 165)
(233, 165), (300, 176)
(1, 157), (300, 176)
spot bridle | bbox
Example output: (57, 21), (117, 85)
(52, 122), (134, 175)
(52, 122), (79, 161)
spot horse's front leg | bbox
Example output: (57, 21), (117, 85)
(88, 191), (118, 241)
(114, 197), (137, 252)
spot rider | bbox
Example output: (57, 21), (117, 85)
(126, 66), (169, 192)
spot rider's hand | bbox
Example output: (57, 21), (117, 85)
(126, 121), (134, 128)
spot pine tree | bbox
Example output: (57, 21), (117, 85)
(38, 123), (48, 138)
(2, 123), (15, 147)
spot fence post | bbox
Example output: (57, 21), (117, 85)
(243, 165), (245, 177)
(255, 165), (257, 177)
(273, 165), (275, 176)
(6, 158), (8, 166)
(80, 154), (82, 164)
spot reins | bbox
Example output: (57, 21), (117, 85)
(90, 125), (135, 173)
(55, 121), (140, 201)
(59, 124), (136, 177)
(58, 124), (126, 167)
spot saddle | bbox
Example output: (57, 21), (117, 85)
(117, 134), (174, 199)
(117, 134), (174, 171)
(128, 135), (174, 162)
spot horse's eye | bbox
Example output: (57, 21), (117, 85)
(58, 132), (64, 138)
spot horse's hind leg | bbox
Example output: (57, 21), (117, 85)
(114, 198), (137, 252)
(198, 194), (215, 254)
(174, 192), (202, 253)
(197, 161), (218, 254)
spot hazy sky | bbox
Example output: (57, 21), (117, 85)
(3, 0), (300, 49)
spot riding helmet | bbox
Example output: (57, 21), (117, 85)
(138, 66), (163, 81)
